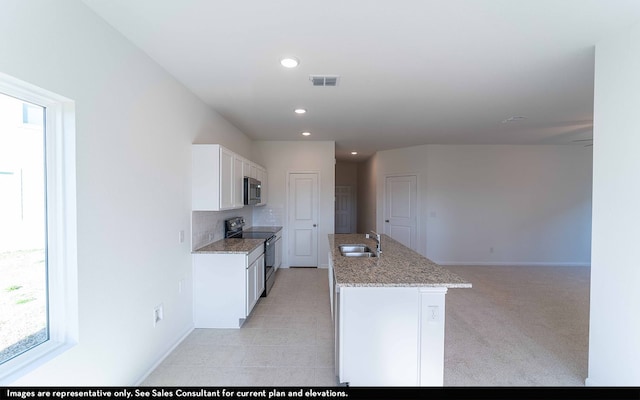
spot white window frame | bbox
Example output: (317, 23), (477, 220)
(0, 72), (78, 384)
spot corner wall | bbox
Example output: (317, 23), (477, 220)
(587, 20), (640, 386)
(0, 0), (251, 385)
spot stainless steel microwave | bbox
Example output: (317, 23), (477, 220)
(244, 177), (261, 205)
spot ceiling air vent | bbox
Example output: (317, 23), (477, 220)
(310, 75), (339, 87)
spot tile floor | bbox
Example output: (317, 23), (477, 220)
(141, 268), (337, 386)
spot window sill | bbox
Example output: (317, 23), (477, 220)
(0, 339), (76, 385)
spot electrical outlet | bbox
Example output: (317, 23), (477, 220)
(427, 305), (439, 322)
(153, 304), (164, 327)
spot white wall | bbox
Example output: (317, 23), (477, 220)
(252, 141), (335, 268)
(0, 0), (251, 385)
(374, 145), (593, 266)
(587, 21), (640, 386)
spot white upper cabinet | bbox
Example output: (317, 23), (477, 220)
(192, 144), (230, 211)
(244, 158), (267, 207)
(256, 166), (267, 206)
(243, 158), (252, 179)
(233, 154), (245, 208)
(192, 144), (267, 210)
(219, 146), (235, 210)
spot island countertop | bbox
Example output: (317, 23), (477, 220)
(329, 233), (471, 288)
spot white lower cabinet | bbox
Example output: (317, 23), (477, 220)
(246, 252), (265, 315)
(193, 246), (264, 328)
(334, 285), (448, 386)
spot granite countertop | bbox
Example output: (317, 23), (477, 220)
(329, 233), (472, 288)
(192, 238), (265, 254)
(244, 226), (283, 234)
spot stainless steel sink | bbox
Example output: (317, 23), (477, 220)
(342, 252), (376, 258)
(339, 244), (377, 257)
(339, 244), (371, 253)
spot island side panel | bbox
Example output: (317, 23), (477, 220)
(419, 287), (448, 386)
(339, 286), (421, 386)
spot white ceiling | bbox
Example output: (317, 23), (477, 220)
(83, 0), (640, 160)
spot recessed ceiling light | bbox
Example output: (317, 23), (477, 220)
(280, 57), (299, 68)
(301, 131), (311, 136)
(294, 108), (307, 114)
(351, 152), (358, 155)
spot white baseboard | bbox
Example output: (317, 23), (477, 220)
(435, 261), (591, 267)
(133, 324), (194, 386)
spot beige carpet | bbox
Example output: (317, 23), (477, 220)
(443, 265), (590, 386)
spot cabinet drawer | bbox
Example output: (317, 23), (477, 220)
(248, 245), (264, 266)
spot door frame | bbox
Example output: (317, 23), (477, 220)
(286, 170), (321, 268)
(382, 173), (421, 252)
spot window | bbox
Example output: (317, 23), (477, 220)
(22, 103), (44, 126)
(0, 72), (77, 383)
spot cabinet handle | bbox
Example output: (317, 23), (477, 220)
(385, 220), (389, 223)
(313, 224), (317, 227)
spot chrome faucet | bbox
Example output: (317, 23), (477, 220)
(368, 231), (382, 255)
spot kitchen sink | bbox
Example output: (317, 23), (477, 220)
(342, 252), (376, 258)
(339, 244), (377, 257)
(339, 244), (371, 253)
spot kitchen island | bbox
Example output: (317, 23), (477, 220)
(328, 233), (471, 386)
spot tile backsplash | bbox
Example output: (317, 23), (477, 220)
(191, 206), (285, 251)
(191, 208), (253, 251)
(252, 206), (284, 227)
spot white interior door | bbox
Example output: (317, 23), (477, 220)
(384, 175), (417, 250)
(288, 173), (319, 267)
(335, 186), (352, 234)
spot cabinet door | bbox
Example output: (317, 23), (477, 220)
(274, 235), (282, 270)
(233, 155), (244, 208)
(246, 261), (257, 316)
(257, 167), (267, 206)
(219, 147), (235, 209)
(243, 159), (251, 179)
(250, 163), (258, 180)
(192, 144), (222, 211)
(256, 254), (265, 297)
